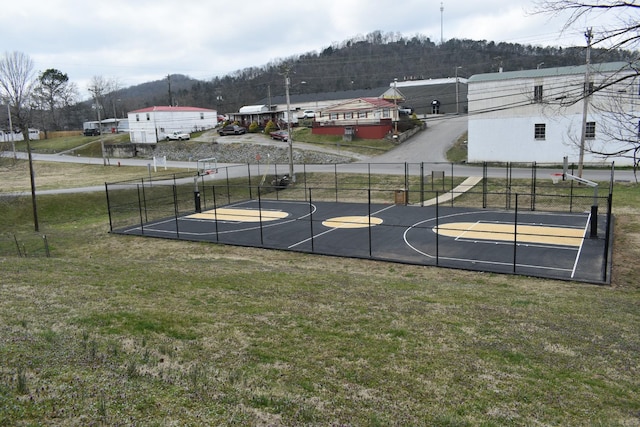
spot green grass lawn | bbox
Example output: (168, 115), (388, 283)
(1, 165), (639, 425)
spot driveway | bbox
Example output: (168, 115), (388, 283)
(369, 115), (467, 164)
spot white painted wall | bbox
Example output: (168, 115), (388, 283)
(128, 107), (217, 143)
(468, 63), (638, 166)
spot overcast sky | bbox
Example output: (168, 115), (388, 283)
(1, 0), (621, 98)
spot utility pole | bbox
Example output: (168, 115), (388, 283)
(440, 2), (444, 45)
(25, 127), (39, 232)
(393, 78), (398, 135)
(284, 68), (295, 181)
(455, 66), (462, 114)
(88, 86), (107, 166)
(167, 74), (173, 106)
(578, 28), (593, 178)
(7, 103), (16, 159)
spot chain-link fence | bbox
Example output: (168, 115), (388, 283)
(0, 233), (51, 257)
(106, 161), (614, 283)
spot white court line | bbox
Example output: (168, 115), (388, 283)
(288, 204), (396, 249)
(571, 212), (591, 279)
(403, 210), (584, 274)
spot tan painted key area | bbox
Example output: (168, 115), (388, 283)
(434, 222), (584, 247)
(322, 216), (384, 229)
(187, 208), (289, 222)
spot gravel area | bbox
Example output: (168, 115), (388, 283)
(147, 130), (362, 164)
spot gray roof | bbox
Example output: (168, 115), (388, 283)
(257, 86), (389, 105)
(468, 61), (635, 83)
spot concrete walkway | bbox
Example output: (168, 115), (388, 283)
(421, 176), (483, 206)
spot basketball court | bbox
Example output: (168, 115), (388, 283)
(115, 198), (610, 283)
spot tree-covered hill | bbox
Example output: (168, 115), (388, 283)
(79, 31), (639, 122)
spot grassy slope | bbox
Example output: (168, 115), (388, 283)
(0, 164), (639, 425)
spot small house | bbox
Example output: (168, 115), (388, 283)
(128, 106), (217, 143)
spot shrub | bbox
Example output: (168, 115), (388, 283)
(248, 122), (260, 133)
(264, 120), (276, 135)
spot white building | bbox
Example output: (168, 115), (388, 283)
(0, 129), (40, 141)
(128, 106), (217, 143)
(467, 62), (638, 166)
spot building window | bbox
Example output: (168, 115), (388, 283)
(534, 85), (543, 102)
(344, 112), (353, 119)
(382, 108), (390, 118)
(358, 111), (367, 119)
(200, 113), (204, 119)
(534, 123), (546, 140)
(146, 113), (150, 121)
(586, 122), (596, 139)
(330, 113), (338, 120)
(135, 114), (140, 122)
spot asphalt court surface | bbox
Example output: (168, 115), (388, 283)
(118, 199), (609, 283)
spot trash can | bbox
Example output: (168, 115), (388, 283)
(394, 189), (407, 205)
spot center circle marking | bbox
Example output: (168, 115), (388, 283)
(322, 216), (383, 229)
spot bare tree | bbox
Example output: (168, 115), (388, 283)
(534, 1), (640, 179)
(0, 51), (39, 230)
(87, 76), (112, 165)
(534, 1), (640, 51)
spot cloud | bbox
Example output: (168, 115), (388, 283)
(1, 0), (621, 95)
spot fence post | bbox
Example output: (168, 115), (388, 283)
(137, 184), (145, 234)
(602, 193), (613, 283)
(309, 188), (314, 252)
(43, 235), (50, 258)
(247, 164), (252, 200)
(420, 162), (425, 207)
(513, 194), (518, 273)
(258, 185), (264, 245)
(531, 162), (537, 211)
(303, 163), (308, 201)
(173, 185), (180, 239)
(226, 168), (231, 205)
(212, 184), (219, 242)
(368, 189), (372, 258)
(482, 162), (487, 209)
(450, 163), (454, 207)
(335, 163), (339, 203)
(105, 183), (114, 232)
(506, 163), (512, 210)
(435, 191), (439, 265)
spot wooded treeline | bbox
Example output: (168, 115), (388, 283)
(134, 32), (635, 115)
(8, 32), (637, 131)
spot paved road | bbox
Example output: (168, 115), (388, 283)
(2, 114), (636, 195)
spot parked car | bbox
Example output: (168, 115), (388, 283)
(166, 131), (190, 141)
(218, 125), (247, 136)
(301, 110), (315, 119)
(83, 128), (100, 136)
(398, 106), (413, 115)
(269, 130), (289, 141)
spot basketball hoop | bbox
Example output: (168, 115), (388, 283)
(551, 173), (563, 184)
(197, 158), (218, 177)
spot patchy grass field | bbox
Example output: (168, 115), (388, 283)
(0, 162), (639, 425)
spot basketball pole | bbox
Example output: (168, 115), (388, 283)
(562, 156), (598, 238)
(193, 174), (202, 213)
